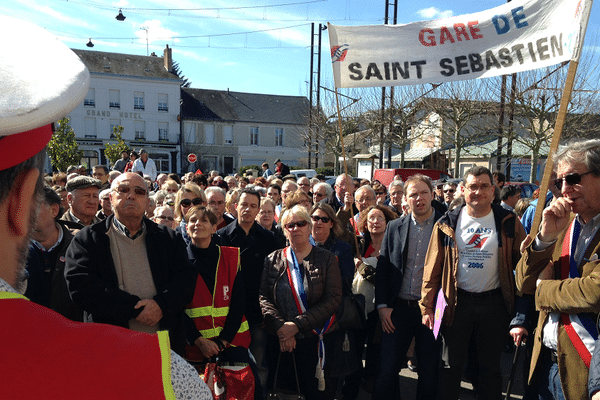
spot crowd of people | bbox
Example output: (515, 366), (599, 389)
(20, 146), (600, 400)
(5, 15), (600, 400)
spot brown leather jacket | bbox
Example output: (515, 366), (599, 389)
(259, 246), (342, 337)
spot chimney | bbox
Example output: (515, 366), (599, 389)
(164, 44), (172, 72)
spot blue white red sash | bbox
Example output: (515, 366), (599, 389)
(560, 219), (598, 368)
(284, 246), (334, 390)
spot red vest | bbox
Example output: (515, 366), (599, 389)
(185, 246), (251, 362)
(0, 292), (174, 399)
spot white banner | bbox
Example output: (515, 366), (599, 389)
(328, 0), (591, 88)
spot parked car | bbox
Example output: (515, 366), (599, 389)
(506, 182), (539, 199)
(373, 168), (453, 188)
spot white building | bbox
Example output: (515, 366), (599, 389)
(68, 46), (182, 173)
(181, 88), (309, 175)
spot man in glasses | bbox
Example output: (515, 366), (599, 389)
(442, 182), (458, 208)
(516, 139), (600, 400)
(152, 206), (176, 229)
(420, 166), (527, 400)
(205, 186), (234, 229)
(65, 172), (197, 356)
(216, 188), (280, 396)
(374, 174), (443, 400)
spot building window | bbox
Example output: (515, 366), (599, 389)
(158, 122), (169, 141)
(250, 127), (259, 146)
(158, 94), (168, 112)
(109, 90), (120, 109)
(223, 125), (233, 145)
(84, 118), (96, 138)
(135, 120), (145, 140)
(109, 119), (121, 138)
(134, 92), (145, 110)
(205, 125), (215, 145)
(84, 88), (95, 107)
(203, 156), (218, 172)
(153, 154), (170, 173)
(366, 138), (372, 147)
(223, 156), (234, 174)
(80, 150), (98, 171)
(275, 128), (284, 147)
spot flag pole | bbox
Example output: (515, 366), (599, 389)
(528, 60), (578, 239)
(528, 0), (593, 239)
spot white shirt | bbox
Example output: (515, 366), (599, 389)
(456, 208), (500, 293)
(131, 157), (157, 181)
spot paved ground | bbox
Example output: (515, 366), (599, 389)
(349, 346), (526, 400)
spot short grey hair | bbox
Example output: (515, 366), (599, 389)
(313, 182), (333, 197)
(389, 180), (404, 190)
(555, 139), (600, 177)
(204, 186), (226, 197)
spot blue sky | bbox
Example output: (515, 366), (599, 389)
(6, 0), (600, 97)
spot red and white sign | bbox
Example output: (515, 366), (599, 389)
(328, 0), (591, 88)
(187, 153), (197, 163)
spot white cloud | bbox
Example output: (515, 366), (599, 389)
(417, 7), (453, 20)
(135, 20), (180, 44)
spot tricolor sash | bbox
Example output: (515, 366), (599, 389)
(285, 246), (335, 391)
(560, 219), (598, 368)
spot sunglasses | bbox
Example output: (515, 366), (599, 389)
(554, 171), (592, 190)
(180, 198), (204, 207)
(284, 220), (309, 230)
(114, 186), (147, 196)
(444, 189), (455, 193)
(311, 215), (331, 223)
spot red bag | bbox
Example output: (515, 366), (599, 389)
(203, 361), (255, 400)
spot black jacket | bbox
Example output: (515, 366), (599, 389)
(64, 215), (197, 355)
(216, 220), (280, 326)
(375, 209), (443, 308)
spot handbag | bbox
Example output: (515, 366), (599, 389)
(267, 352), (305, 400)
(203, 357), (255, 400)
(336, 277), (366, 330)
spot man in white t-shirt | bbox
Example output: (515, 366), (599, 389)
(420, 166), (527, 400)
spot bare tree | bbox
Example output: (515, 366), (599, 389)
(420, 80), (496, 177)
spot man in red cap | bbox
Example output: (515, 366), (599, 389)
(0, 15), (210, 399)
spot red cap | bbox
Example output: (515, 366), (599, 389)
(0, 124), (53, 171)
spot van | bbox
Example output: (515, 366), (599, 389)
(291, 169), (317, 179)
(373, 168), (452, 187)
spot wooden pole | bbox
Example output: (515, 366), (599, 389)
(529, 60), (579, 239)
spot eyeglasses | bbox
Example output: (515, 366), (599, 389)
(180, 198), (204, 207)
(114, 185), (147, 196)
(368, 215), (386, 223)
(554, 171), (592, 190)
(284, 220), (309, 230)
(155, 215), (174, 221)
(299, 183), (310, 187)
(443, 189), (455, 193)
(311, 215), (331, 223)
(465, 183), (491, 192)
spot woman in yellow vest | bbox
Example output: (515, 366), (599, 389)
(183, 206), (260, 398)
